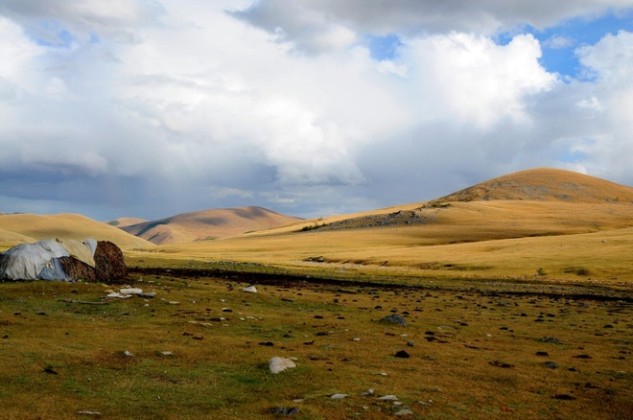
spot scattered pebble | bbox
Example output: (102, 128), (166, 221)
(242, 285), (258, 293)
(489, 360), (514, 368)
(76, 410), (102, 417)
(269, 357), (296, 374)
(379, 314), (407, 326)
(395, 408), (414, 416)
(377, 395), (398, 401)
(330, 393), (348, 400)
(545, 361), (559, 369)
(394, 350), (410, 358)
(269, 406), (299, 416)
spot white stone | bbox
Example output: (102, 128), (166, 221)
(330, 394), (348, 400)
(120, 288), (143, 295)
(377, 395), (398, 401)
(242, 285), (258, 293)
(268, 357), (296, 374)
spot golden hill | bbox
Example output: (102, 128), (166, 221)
(122, 206), (302, 245)
(433, 167), (633, 203)
(0, 213), (154, 251)
(143, 168), (633, 283)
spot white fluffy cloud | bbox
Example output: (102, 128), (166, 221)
(1, 1), (633, 220)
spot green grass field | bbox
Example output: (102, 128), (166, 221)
(1, 272), (631, 419)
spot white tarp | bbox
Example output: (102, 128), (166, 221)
(0, 239), (97, 281)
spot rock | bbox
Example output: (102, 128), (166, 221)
(407, 341), (415, 347)
(536, 351), (549, 356)
(394, 350), (410, 358)
(395, 408), (414, 416)
(545, 361), (559, 369)
(540, 336), (562, 344)
(43, 365), (58, 375)
(377, 395), (398, 401)
(120, 288), (143, 295)
(93, 241), (128, 282)
(330, 393), (348, 400)
(269, 357), (296, 374)
(243, 285), (258, 293)
(379, 314), (407, 326)
(76, 410), (102, 417)
(553, 394), (576, 400)
(269, 407), (299, 416)
(123, 350), (134, 357)
(489, 360), (514, 368)
(572, 354), (592, 359)
(362, 388), (374, 396)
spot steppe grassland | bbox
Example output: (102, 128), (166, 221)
(0, 276), (631, 419)
(131, 200), (633, 284)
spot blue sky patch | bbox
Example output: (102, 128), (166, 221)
(366, 33), (402, 60)
(496, 11), (633, 79)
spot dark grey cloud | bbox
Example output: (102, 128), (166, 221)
(234, 0), (633, 51)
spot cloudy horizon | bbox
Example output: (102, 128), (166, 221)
(1, 1), (632, 221)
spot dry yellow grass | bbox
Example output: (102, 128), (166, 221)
(0, 213), (153, 250)
(138, 198), (633, 285)
(139, 168), (630, 286)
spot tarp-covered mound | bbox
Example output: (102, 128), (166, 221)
(0, 239), (127, 282)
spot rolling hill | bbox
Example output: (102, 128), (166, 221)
(140, 168), (633, 283)
(433, 167), (633, 203)
(121, 206), (302, 245)
(0, 213), (154, 250)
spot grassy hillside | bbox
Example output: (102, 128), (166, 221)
(132, 169), (633, 284)
(122, 206), (301, 245)
(0, 213), (154, 251)
(434, 167), (633, 203)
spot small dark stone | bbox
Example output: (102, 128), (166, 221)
(536, 351), (549, 357)
(407, 341), (415, 347)
(43, 366), (58, 375)
(573, 354), (592, 359)
(603, 324), (614, 329)
(269, 406), (300, 416)
(489, 360), (514, 368)
(394, 350), (410, 358)
(258, 341), (274, 346)
(553, 394), (576, 400)
(379, 314), (407, 326)
(222, 308), (233, 313)
(193, 335), (204, 340)
(314, 315), (324, 319)
(544, 361), (559, 369)
(303, 340), (315, 345)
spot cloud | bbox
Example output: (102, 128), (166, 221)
(234, 0), (633, 52)
(1, 1), (633, 220)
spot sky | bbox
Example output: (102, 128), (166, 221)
(1, 0), (633, 221)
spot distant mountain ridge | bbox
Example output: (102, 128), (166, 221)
(121, 206), (302, 245)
